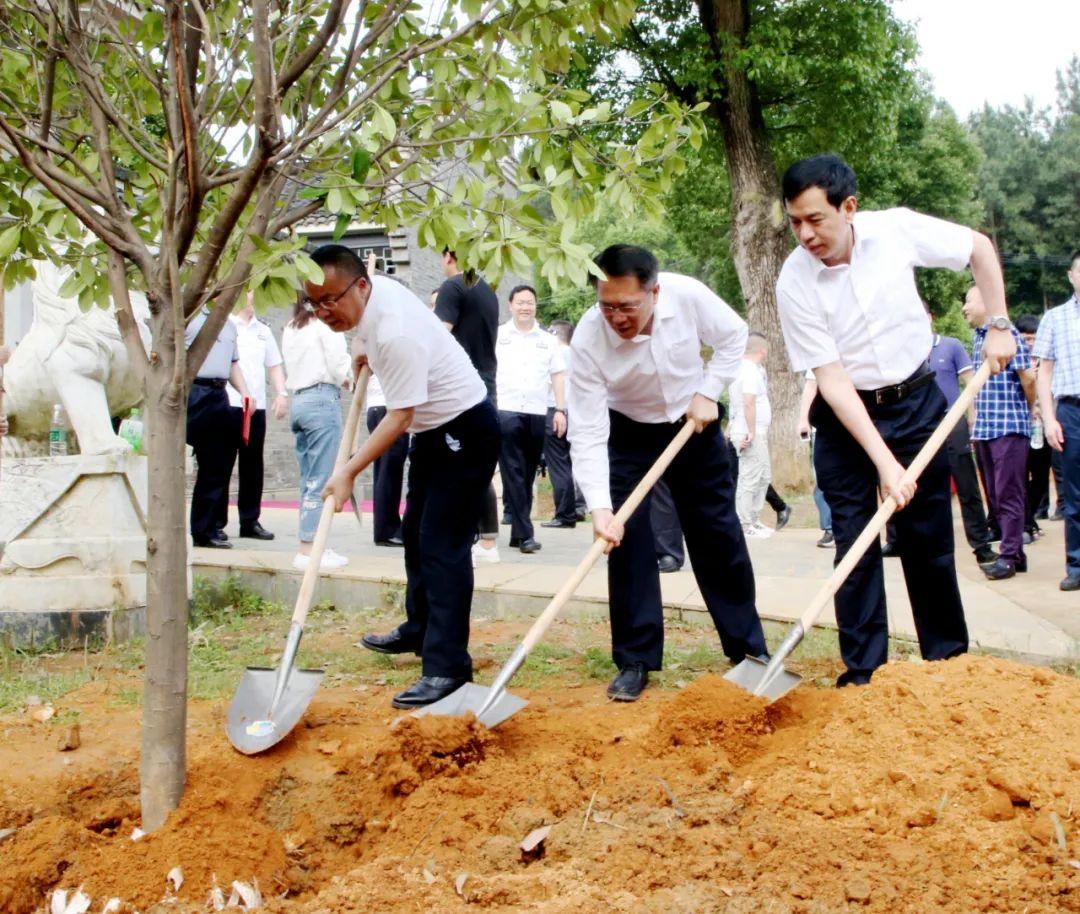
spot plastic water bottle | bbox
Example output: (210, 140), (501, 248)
(1031, 418), (1044, 450)
(49, 404), (68, 456)
(119, 408), (144, 453)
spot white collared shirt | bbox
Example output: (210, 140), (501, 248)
(226, 314), (283, 410)
(366, 373), (386, 409)
(776, 207), (973, 390)
(282, 318), (350, 392)
(548, 343), (573, 408)
(728, 359), (771, 437)
(358, 275), (486, 433)
(568, 271), (747, 511)
(495, 320), (566, 416)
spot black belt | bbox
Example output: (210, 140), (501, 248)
(857, 363), (935, 408)
(193, 377), (227, 389)
(1060, 395), (1080, 406)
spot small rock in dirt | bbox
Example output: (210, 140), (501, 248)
(31, 705), (55, 723)
(0, 827), (16, 843)
(845, 876), (872, 904)
(317, 739), (342, 755)
(789, 881), (812, 899)
(421, 867), (436, 884)
(1066, 754), (1080, 772)
(167, 865), (184, 892)
(987, 770), (1032, 805)
(520, 824), (551, 863)
(980, 788), (1016, 822)
(56, 723), (81, 751)
(905, 806), (936, 828)
(454, 873), (469, 897)
(1029, 812), (1056, 845)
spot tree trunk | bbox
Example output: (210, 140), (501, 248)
(699, 0), (809, 491)
(139, 315), (190, 832)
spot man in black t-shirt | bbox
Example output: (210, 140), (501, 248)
(435, 249), (502, 562)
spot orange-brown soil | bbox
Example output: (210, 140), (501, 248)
(1, 655), (1076, 913)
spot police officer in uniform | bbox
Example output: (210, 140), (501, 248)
(309, 245), (500, 710)
(776, 154), (1016, 685)
(186, 309), (252, 548)
(569, 244), (767, 702)
(495, 284), (567, 553)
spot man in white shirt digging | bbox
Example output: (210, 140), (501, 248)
(569, 244), (767, 702)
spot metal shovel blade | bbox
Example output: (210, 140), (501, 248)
(724, 655), (802, 702)
(226, 666), (325, 755)
(411, 682), (528, 729)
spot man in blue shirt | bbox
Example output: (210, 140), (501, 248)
(964, 286), (1036, 580)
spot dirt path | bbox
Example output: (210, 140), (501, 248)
(0, 654), (1077, 913)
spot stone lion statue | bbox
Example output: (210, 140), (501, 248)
(2, 260), (151, 457)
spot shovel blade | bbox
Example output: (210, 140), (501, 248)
(724, 655), (802, 702)
(226, 665), (324, 755)
(412, 682), (528, 729)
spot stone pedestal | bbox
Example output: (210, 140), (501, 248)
(0, 454), (153, 647)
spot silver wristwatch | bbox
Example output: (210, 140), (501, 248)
(987, 316), (1012, 331)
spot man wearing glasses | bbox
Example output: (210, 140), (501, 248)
(568, 244), (767, 702)
(309, 245), (501, 710)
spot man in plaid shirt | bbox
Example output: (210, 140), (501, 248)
(1034, 250), (1080, 591)
(964, 286), (1036, 580)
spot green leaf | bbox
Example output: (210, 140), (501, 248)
(333, 212), (350, 240)
(351, 149), (372, 183)
(0, 224), (21, 258)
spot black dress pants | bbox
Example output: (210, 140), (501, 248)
(216, 407), (267, 532)
(650, 478), (685, 565)
(367, 405), (409, 542)
(811, 382), (968, 683)
(397, 400), (500, 679)
(544, 407), (580, 523)
(498, 410), (545, 542)
(607, 411), (766, 668)
(187, 383), (237, 541)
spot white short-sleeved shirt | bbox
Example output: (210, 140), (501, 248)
(496, 321), (566, 416)
(548, 343), (573, 409)
(728, 359), (771, 437)
(282, 319), (351, 392)
(226, 315), (283, 410)
(568, 271), (747, 511)
(366, 373), (386, 409)
(776, 208), (973, 390)
(357, 275), (486, 433)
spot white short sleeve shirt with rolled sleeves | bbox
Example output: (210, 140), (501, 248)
(357, 275), (486, 433)
(776, 207), (974, 390)
(567, 271), (748, 512)
(226, 315), (284, 410)
(495, 321), (566, 416)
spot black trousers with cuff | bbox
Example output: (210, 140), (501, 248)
(607, 410), (766, 669)
(397, 400), (500, 679)
(367, 405), (409, 543)
(216, 406), (267, 532)
(498, 410), (546, 543)
(811, 381), (968, 684)
(650, 478), (685, 565)
(187, 382), (237, 542)
(544, 407), (584, 523)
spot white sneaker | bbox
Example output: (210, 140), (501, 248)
(743, 523), (774, 540)
(293, 548), (349, 571)
(472, 542), (501, 567)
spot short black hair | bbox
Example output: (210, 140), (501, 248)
(509, 284), (537, 302)
(1014, 314), (1040, 334)
(1070, 249), (1080, 270)
(310, 244), (369, 281)
(782, 154), (857, 208)
(591, 244), (658, 288)
(549, 319), (573, 344)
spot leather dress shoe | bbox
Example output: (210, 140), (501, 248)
(359, 627), (422, 655)
(575, 512), (588, 523)
(193, 536), (232, 549)
(518, 538), (542, 554)
(974, 546), (999, 566)
(392, 675), (472, 709)
(775, 506), (792, 531)
(239, 522), (275, 541)
(211, 528), (229, 543)
(607, 663), (648, 701)
(376, 536), (405, 547)
(836, 670), (872, 688)
(1059, 574), (1080, 592)
(541, 518), (576, 529)
(657, 555), (682, 573)
(981, 558), (1016, 581)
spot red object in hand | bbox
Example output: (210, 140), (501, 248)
(242, 396), (253, 445)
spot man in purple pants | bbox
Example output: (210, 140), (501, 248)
(963, 286), (1036, 580)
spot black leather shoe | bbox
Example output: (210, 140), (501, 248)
(974, 546), (998, 566)
(519, 538), (543, 554)
(657, 555), (682, 573)
(239, 522), (275, 541)
(360, 627), (422, 655)
(193, 537), (233, 549)
(501, 515), (512, 526)
(836, 670), (872, 688)
(607, 664), (648, 701)
(1060, 574), (1080, 592)
(575, 512), (588, 523)
(880, 541), (899, 558)
(541, 518), (576, 529)
(376, 536), (405, 547)
(981, 559), (1016, 581)
(775, 506), (792, 531)
(210, 528), (229, 543)
(392, 675), (472, 709)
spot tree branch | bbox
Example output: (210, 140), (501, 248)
(276, 0), (346, 97)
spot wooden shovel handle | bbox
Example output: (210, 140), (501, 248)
(796, 360), (993, 632)
(289, 366), (370, 627)
(520, 420), (697, 653)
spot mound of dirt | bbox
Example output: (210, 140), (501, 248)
(0, 655), (1077, 913)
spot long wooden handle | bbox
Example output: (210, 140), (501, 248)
(797, 360), (993, 632)
(289, 366), (370, 627)
(520, 420), (697, 653)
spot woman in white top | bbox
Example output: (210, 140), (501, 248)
(281, 300), (352, 569)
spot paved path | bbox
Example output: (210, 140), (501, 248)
(194, 504), (1079, 662)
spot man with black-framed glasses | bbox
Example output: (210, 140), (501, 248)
(568, 244), (767, 702)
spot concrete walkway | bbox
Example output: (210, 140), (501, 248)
(193, 505), (1079, 663)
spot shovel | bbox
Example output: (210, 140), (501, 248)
(227, 367), (370, 754)
(725, 360), (994, 702)
(417, 419), (698, 728)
